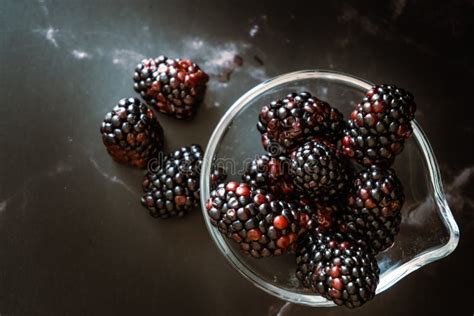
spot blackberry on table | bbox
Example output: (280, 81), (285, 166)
(206, 182), (305, 258)
(290, 139), (352, 201)
(296, 231), (379, 308)
(141, 144), (203, 218)
(100, 98), (164, 168)
(133, 56), (209, 119)
(338, 166), (404, 255)
(257, 92), (344, 155)
(342, 84), (416, 166)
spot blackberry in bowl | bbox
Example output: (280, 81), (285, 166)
(200, 70), (459, 307)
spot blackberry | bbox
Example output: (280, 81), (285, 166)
(206, 182), (305, 258)
(290, 139), (352, 201)
(338, 166), (404, 255)
(141, 145), (203, 218)
(100, 98), (164, 168)
(242, 154), (294, 197)
(296, 232), (379, 308)
(342, 84), (416, 166)
(257, 92), (344, 155)
(133, 56), (209, 119)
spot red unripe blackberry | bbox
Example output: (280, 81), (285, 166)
(257, 92), (344, 155)
(342, 84), (416, 166)
(133, 56), (209, 119)
(100, 98), (164, 168)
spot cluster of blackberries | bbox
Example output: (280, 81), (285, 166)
(206, 87), (416, 308)
(100, 57), (211, 218)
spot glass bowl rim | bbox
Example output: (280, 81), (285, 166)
(199, 69), (460, 307)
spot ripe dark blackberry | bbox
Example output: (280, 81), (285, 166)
(290, 139), (352, 201)
(141, 145), (203, 218)
(339, 166), (404, 255)
(133, 56), (209, 119)
(342, 84), (416, 166)
(206, 182), (305, 257)
(295, 232), (379, 308)
(257, 92), (344, 155)
(100, 98), (164, 168)
(242, 154), (294, 197)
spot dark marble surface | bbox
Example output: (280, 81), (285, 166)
(1, 0), (473, 315)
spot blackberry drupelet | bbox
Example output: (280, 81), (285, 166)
(242, 154), (294, 197)
(295, 232), (379, 308)
(342, 84), (416, 166)
(257, 92), (344, 155)
(206, 182), (305, 258)
(133, 56), (209, 119)
(141, 145), (203, 218)
(100, 98), (164, 168)
(339, 166), (404, 255)
(290, 139), (352, 201)
(210, 167), (227, 189)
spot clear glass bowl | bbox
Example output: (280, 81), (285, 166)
(199, 70), (460, 307)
